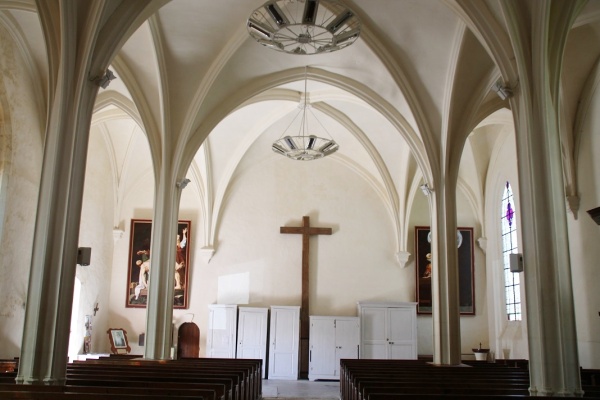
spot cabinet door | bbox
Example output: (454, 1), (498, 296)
(334, 318), (360, 376)
(207, 305), (237, 358)
(309, 318), (336, 379)
(361, 307), (388, 359)
(268, 306), (299, 380)
(388, 307), (417, 359)
(236, 307), (268, 376)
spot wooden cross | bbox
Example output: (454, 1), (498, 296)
(280, 216), (332, 379)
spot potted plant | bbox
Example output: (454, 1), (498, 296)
(472, 343), (490, 361)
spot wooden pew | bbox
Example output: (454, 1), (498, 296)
(0, 390), (201, 399)
(67, 364), (236, 400)
(340, 359), (530, 400)
(0, 357), (262, 400)
(340, 359), (531, 400)
(66, 373), (230, 400)
(69, 357), (261, 400)
(367, 395), (591, 400)
(0, 383), (204, 399)
(582, 369), (600, 387)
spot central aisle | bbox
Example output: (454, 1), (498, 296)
(262, 379), (340, 399)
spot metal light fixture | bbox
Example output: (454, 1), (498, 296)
(272, 68), (339, 161)
(493, 80), (513, 100)
(247, 0), (361, 55)
(420, 183), (433, 196)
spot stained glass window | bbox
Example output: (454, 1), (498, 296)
(501, 181), (521, 321)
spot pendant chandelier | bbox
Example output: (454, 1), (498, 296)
(272, 68), (339, 161)
(247, 0), (361, 55)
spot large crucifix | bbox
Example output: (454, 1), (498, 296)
(280, 216), (332, 379)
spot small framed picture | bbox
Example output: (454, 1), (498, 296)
(107, 328), (131, 354)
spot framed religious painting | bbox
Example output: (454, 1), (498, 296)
(126, 219), (191, 309)
(415, 226), (475, 315)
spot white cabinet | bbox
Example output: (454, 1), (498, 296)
(206, 304), (238, 358)
(309, 316), (360, 381)
(268, 306), (300, 380)
(357, 302), (417, 360)
(236, 307), (268, 377)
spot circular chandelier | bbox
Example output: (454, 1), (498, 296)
(247, 0), (361, 55)
(272, 68), (339, 161)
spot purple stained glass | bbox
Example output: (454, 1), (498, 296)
(506, 202), (514, 227)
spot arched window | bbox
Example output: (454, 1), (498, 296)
(501, 181), (521, 321)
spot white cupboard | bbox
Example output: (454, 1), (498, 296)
(236, 307), (268, 377)
(357, 302), (417, 359)
(268, 306), (300, 380)
(308, 316), (360, 381)
(206, 304), (238, 358)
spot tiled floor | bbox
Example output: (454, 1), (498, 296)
(262, 379), (340, 399)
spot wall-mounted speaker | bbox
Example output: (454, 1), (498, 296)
(587, 207), (600, 225)
(77, 247), (91, 266)
(509, 253), (523, 273)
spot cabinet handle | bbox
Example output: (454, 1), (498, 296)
(310, 350), (312, 362)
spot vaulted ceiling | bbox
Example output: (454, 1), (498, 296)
(2, 0), (600, 248)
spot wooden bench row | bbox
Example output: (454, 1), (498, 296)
(0, 357), (262, 400)
(340, 359), (600, 400)
(70, 357), (262, 400)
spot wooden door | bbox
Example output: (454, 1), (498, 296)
(268, 306), (300, 380)
(334, 317), (360, 374)
(360, 307), (388, 359)
(236, 307), (268, 376)
(388, 307), (417, 359)
(207, 304), (237, 358)
(309, 317), (336, 379)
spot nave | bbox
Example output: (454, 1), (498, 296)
(2, 356), (600, 399)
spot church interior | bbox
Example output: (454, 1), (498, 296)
(0, 0), (600, 397)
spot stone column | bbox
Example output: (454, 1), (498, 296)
(17, 0), (162, 384)
(143, 175), (184, 359)
(502, 1), (584, 396)
(426, 182), (462, 366)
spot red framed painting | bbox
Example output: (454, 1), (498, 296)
(126, 219), (191, 309)
(415, 226), (474, 315)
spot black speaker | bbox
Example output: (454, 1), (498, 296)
(77, 247), (92, 266)
(587, 207), (600, 225)
(509, 253), (523, 273)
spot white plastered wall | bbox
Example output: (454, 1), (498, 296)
(569, 80), (600, 369)
(184, 148), (415, 357)
(0, 23), (43, 359)
(73, 127), (119, 356)
(483, 126), (528, 361)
